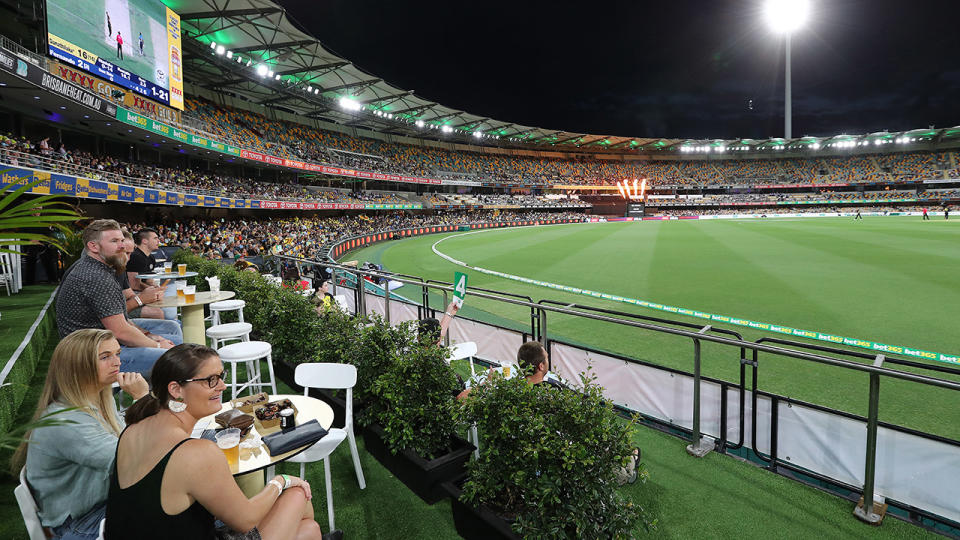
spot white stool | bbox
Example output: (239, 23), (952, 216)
(218, 341), (277, 400)
(207, 321), (253, 349)
(210, 299), (245, 325)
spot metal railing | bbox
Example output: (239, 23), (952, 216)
(275, 252), (960, 529)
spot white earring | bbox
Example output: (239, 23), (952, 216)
(168, 398), (187, 413)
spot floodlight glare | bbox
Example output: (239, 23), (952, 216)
(764, 0), (810, 34)
(339, 97), (362, 111)
(473, 131), (483, 138)
(415, 120), (425, 128)
(210, 41), (217, 49)
(216, 45), (225, 55)
(256, 64), (268, 77)
(274, 74), (280, 80)
(226, 51), (233, 59)
(441, 125), (453, 133)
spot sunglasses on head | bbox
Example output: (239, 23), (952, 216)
(180, 371), (227, 388)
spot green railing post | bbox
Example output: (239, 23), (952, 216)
(854, 370), (884, 524)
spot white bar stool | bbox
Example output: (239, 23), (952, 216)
(206, 322), (253, 349)
(217, 341), (277, 400)
(210, 299), (245, 325)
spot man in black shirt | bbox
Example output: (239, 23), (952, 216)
(126, 228), (159, 292)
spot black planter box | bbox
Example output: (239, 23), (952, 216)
(442, 477), (520, 540)
(363, 423), (475, 504)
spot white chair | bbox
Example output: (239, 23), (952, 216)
(285, 428), (347, 530)
(210, 299), (245, 325)
(206, 322), (253, 349)
(14, 468), (48, 540)
(289, 364), (366, 490)
(448, 341), (479, 376)
(0, 252), (15, 296)
(217, 341), (277, 400)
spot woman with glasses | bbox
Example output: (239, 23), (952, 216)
(106, 344), (324, 540)
(11, 329), (149, 540)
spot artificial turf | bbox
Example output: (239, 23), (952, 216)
(348, 217), (960, 441)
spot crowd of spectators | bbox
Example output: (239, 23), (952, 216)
(654, 205), (948, 216)
(122, 210), (588, 262)
(428, 193), (590, 207)
(180, 99), (960, 187)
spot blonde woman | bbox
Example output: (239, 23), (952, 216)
(12, 329), (149, 540)
(107, 344), (325, 540)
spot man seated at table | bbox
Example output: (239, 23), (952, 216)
(126, 226), (178, 320)
(56, 219), (182, 378)
(117, 230), (169, 320)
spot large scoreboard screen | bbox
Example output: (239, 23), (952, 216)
(46, 0), (183, 109)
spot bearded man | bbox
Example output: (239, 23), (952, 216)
(56, 219), (181, 377)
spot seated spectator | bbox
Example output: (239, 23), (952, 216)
(459, 341), (640, 485)
(11, 329), (148, 540)
(56, 219), (182, 378)
(107, 344), (325, 540)
(311, 280), (334, 315)
(118, 230), (168, 320)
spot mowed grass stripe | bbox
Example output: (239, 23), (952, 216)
(349, 219), (960, 439)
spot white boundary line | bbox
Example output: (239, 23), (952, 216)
(0, 286), (58, 385)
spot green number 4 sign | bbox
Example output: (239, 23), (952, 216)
(453, 272), (468, 307)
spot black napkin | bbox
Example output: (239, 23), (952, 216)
(263, 419), (328, 456)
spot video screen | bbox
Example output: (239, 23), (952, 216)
(46, 0), (183, 110)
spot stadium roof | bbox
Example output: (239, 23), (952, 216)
(166, 0), (957, 155)
(167, 0), (680, 150)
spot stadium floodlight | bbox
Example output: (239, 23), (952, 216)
(216, 45), (225, 55)
(226, 51), (233, 59)
(339, 97), (362, 111)
(274, 74), (281, 80)
(473, 131), (483, 138)
(236, 56), (242, 63)
(268, 69), (274, 77)
(307, 86), (313, 92)
(210, 41), (217, 49)
(765, 0), (810, 140)
(256, 64), (268, 77)
(441, 125), (453, 133)
(415, 120), (425, 128)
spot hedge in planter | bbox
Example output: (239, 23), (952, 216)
(366, 337), (474, 503)
(457, 371), (652, 539)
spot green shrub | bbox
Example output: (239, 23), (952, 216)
(370, 341), (462, 458)
(349, 315), (415, 404)
(171, 251), (323, 365)
(457, 371), (651, 538)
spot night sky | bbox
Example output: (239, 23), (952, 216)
(278, 0), (960, 140)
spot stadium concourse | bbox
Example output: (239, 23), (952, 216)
(3, 0), (960, 538)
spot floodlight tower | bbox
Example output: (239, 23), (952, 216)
(765, 0), (810, 140)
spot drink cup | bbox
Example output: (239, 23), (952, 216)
(503, 365), (511, 378)
(163, 262), (173, 273)
(176, 280), (186, 298)
(215, 428), (241, 467)
(184, 285), (196, 303)
(177, 263), (187, 276)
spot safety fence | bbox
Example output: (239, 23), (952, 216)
(277, 253), (960, 534)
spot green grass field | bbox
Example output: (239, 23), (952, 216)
(348, 216), (960, 440)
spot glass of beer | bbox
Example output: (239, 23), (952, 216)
(176, 280), (186, 299)
(215, 428), (241, 467)
(177, 263), (187, 276)
(184, 285), (196, 303)
(163, 262), (173, 273)
(503, 365), (511, 378)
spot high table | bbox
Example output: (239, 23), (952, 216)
(153, 290), (235, 344)
(135, 270), (200, 281)
(194, 394), (334, 494)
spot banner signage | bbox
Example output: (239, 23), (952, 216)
(0, 48), (117, 117)
(0, 164), (422, 211)
(49, 60), (180, 123)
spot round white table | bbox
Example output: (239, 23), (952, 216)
(154, 290), (235, 344)
(195, 394), (334, 495)
(135, 271), (199, 280)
